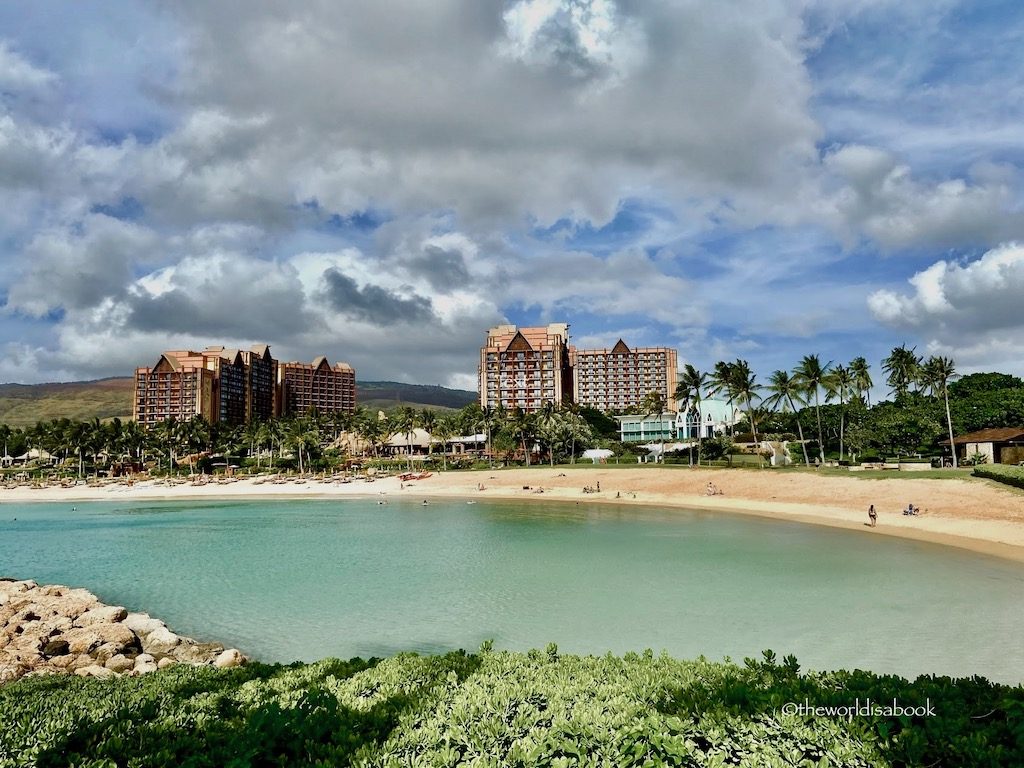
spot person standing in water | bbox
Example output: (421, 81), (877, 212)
(868, 504), (877, 527)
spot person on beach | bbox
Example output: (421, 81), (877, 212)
(868, 504), (877, 527)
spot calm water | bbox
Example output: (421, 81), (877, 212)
(1, 498), (1023, 681)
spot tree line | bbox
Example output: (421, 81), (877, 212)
(3, 345), (1023, 475)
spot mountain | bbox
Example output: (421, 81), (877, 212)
(0, 377), (477, 428)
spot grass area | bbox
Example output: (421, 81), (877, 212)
(2, 648), (1020, 767)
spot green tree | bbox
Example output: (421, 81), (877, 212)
(674, 364), (708, 465)
(849, 356), (873, 405)
(882, 344), (922, 398)
(825, 364), (855, 461)
(764, 370), (811, 466)
(794, 355), (831, 462)
(920, 355), (959, 468)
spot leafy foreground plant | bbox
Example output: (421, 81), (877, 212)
(1, 647), (1021, 767)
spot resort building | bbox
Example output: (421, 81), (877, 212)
(479, 324), (573, 412)
(135, 344), (354, 426)
(677, 398), (742, 439)
(940, 427), (1024, 465)
(278, 356), (356, 417)
(616, 412), (678, 443)
(571, 340), (678, 412)
(133, 350), (218, 428)
(615, 398), (741, 444)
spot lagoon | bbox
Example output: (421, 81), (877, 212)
(1, 498), (1022, 682)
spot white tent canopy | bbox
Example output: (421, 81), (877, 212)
(581, 448), (614, 463)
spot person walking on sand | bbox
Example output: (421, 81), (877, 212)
(868, 504), (877, 527)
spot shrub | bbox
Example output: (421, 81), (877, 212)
(1, 650), (1022, 767)
(973, 464), (1024, 490)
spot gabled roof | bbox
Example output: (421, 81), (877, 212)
(611, 339), (630, 354)
(250, 344), (272, 359)
(153, 354), (179, 372)
(504, 331), (534, 353)
(940, 427), (1024, 446)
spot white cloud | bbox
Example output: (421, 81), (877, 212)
(0, 40), (56, 91)
(868, 243), (1024, 373)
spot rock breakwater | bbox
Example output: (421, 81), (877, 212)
(0, 578), (247, 684)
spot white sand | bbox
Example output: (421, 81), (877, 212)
(4, 466), (1024, 561)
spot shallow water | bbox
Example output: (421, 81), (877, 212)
(2, 498), (1022, 681)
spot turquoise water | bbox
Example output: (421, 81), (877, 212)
(2, 498), (1023, 681)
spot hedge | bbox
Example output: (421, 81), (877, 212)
(973, 464), (1024, 490)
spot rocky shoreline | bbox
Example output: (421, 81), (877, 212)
(0, 578), (246, 684)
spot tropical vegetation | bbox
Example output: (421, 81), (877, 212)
(3, 348), (1024, 476)
(2, 646), (1022, 767)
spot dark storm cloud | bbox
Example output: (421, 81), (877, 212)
(320, 267), (436, 325)
(405, 245), (471, 292)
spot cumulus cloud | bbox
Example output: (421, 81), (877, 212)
(0, 40), (56, 92)
(823, 145), (1024, 249)
(320, 268), (436, 325)
(868, 243), (1024, 369)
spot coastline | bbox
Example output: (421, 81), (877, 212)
(3, 466), (1024, 562)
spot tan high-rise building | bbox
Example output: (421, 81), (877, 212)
(133, 350), (218, 428)
(571, 340), (678, 412)
(136, 345), (355, 426)
(278, 356), (356, 416)
(479, 324), (573, 412)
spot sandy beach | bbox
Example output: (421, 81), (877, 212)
(3, 466), (1023, 561)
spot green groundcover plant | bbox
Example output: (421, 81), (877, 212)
(1, 647), (1022, 767)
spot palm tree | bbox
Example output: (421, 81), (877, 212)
(393, 406), (418, 470)
(430, 415), (456, 471)
(640, 390), (668, 462)
(849, 356), (873, 405)
(920, 355), (959, 468)
(730, 359), (762, 449)
(825, 364), (855, 461)
(707, 361), (737, 434)
(535, 402), (561, 466)
(674, 364), (707, 465)
(419, 409), (438, 459)
(508, 407), (535, 466)
(764, 370), (811, 466)
(882, 345), (922, 398)
(286, 418), (320, 474)
(794, 354), (831, 462)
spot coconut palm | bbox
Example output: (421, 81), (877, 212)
(674, 364), (707, 465)
(639, 390), (668, 462)
(882, 345), (922, 398)
(794, 354), (832, 462)
(849, 356), (873, 405)
(920, 355), (959, 468)
(764, 370), (811, 466)
(393, 406), (419, 470)
(825, 364), (855, 461)
(508, 407), (536, 466)
(286, 418), (320, 474)
(418, 409), (438, 459)
(430, 415), (456, 471)
(730, 359), (762, 450)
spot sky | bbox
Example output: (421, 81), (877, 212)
(1, 0), (1024, 392)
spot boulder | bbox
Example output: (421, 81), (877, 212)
(133, 659), (158, 675)
(75, 665), (116, 680)
(172, 641), (224, 664)
(64, 623), (139, 656)
(75, 606), (128, 627)
(122, 612), (167, 638)
(105, 654), (135, 673)
(143, 626), (181, 655)
(41, 638), (70, 657)
(213, 649), (245, 669)
(157, 657), (176, 669)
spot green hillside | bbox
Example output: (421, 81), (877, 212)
(0, 377), (477, 428)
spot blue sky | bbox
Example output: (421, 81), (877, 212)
(1, 0), (1023, 391)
